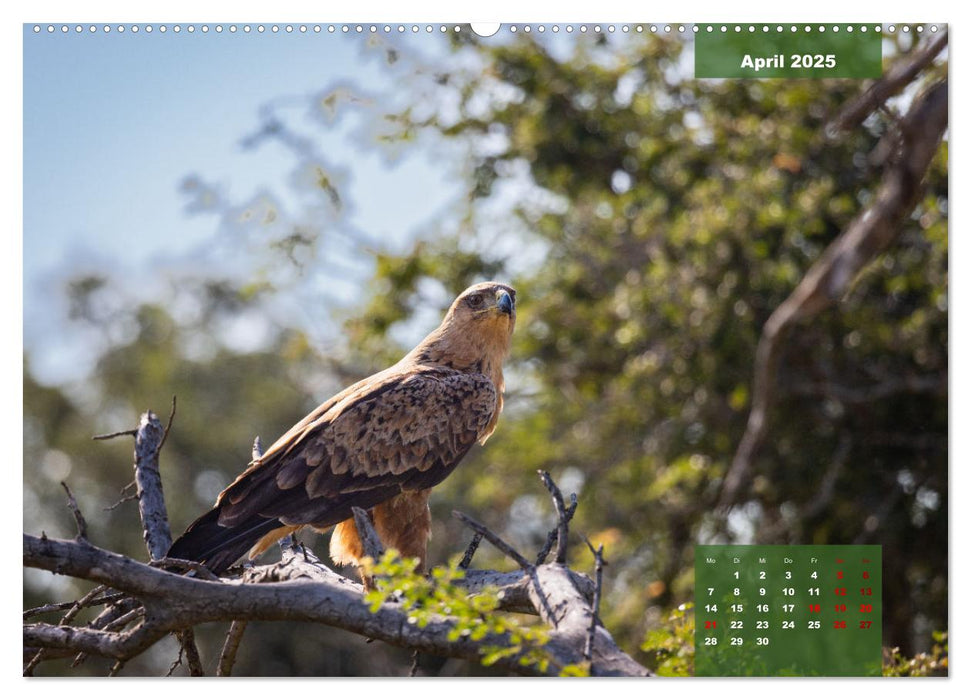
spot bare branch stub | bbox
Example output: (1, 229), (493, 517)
(134, 409), (207, 676)
(351, 506), (385, 562)
(133, 411), (173, 560)
(459, 532), (483, 569)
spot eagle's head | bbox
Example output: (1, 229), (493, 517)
(448, 281), (517, 340)
(415, 282), (517, 379)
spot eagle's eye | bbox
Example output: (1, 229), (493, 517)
(466, 293), (484, 308)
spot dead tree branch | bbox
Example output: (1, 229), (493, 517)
(720, 75), (948, 509)
(829, 29), (948, 134)
(23, 530), (642, 675)
(26, 410), (649, 676)
(133, 411), (173, 560)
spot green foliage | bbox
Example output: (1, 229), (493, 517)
(883, 631), (948, 677)
(361, 550), (571, 675)
(640, 603), (694, 677)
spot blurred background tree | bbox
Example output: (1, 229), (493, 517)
(23, 28), (947, 675)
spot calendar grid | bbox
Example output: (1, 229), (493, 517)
(695, 545), (882, 676)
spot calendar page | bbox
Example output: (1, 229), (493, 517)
(20, 3), (948, 679)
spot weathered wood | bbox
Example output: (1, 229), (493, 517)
(133, 411), (172, 560)
(25, 533), (637, 675)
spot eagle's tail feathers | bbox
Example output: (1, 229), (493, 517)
(167, 509), (283, 575)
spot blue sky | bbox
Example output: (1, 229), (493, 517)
(23, 25), (463, 382)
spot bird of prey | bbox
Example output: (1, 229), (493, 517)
(168, 282), (516, 575)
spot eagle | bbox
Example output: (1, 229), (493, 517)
(167, 282), (516, 576)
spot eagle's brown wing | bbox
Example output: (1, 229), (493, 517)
(167, 366), (497, 573)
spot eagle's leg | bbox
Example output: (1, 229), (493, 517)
(372, 489), (432, 569)
(329, 490), (432, 591)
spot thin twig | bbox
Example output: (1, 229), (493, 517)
(217, 621), (249, 676)
(149, 557), (220, 581)
(92, 429), (137, 441)
(166, 639), (186, 677)
(536, 493), (578, 566)
(452, 511), (532, 570)
(459, 533), (483, 569)
(102, 607), (146, 632)
(103, 481), (138, 512)
(538, 471), (574, 564)
(70, 597), (141, 668)
(155, 396), (178, 457)
(24, 592), (126, 620)
(60, 482), (88, 541)
(583, 538), (607, 662)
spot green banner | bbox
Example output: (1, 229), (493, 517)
(695, 25), (883, 78)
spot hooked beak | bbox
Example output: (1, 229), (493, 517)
(497, 290), (514, 316)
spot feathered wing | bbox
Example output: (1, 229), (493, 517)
(167, 366), (498, 573)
